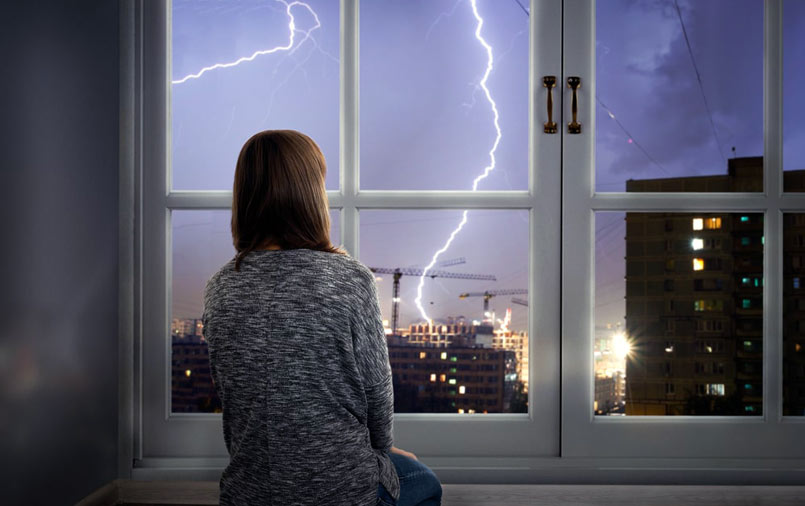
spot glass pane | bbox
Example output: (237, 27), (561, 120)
(360, 0), (528, 191)
(595, 212), (763, 416)
(171, 209), (341, 413)
(783, 214), (805, 415)
(171, 0), (339, 191)
(360, 210), (529, 413)
(783, 0), (805, 192)
(595, 0), (763, 192)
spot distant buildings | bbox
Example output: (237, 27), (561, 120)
(389, 320), (527, 413)
(171, 313), (528, 414)
(171, 331), (219, 413)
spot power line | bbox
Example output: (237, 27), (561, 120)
(596, 97), (670, 176)
(673, 0), (726, 165)
(512, 0), (529, 16)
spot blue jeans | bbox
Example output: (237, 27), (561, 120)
(376, 453), (442, 506)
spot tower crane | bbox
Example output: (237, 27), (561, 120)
(368, 261), (496, 336)
(458, 289), (529, 315)
(406, 257), (467, 270)
(511, 297), (528, 307)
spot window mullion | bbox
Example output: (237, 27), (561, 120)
(764, 0), (783, 421)
(341, 0), (359, 257)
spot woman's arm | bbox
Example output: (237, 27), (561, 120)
(352, 267), (396, 453)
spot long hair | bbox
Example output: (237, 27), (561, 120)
(231, 130), (347, 271)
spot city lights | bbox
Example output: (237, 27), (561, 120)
(691, 238), (703, 250)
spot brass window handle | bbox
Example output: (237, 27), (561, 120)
(567, 76), (581, 134)
(543, 75), (557, 134)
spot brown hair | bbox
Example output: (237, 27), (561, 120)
(231, 129), (347, 271)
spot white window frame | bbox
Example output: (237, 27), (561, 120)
(119, 0), (805, 483)
(121, 0), (564, 480)
(562, 0), (805, 466)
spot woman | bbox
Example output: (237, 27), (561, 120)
(202, 130), (443, 506)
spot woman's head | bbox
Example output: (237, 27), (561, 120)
(231, 129), (346, 271)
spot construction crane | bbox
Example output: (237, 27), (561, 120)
(458, 289), (529, 315)
(368, 262), (496, 336)
(406, 257), (466, 270)
(511, 297), (528, 307)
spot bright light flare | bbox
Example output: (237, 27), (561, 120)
(612, 332), (632, 360)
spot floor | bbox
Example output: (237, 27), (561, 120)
(78, 481), (805, 505)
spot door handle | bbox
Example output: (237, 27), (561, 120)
(567, 76), (581, 134)
(543, 75), (557, 134)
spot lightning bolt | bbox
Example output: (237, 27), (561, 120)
(171, 0), (322, 85)
(174, 0), (505, 330)
(414, 0), (502, 327)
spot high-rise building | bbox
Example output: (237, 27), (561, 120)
(783, 213), (805, 415)
(624, 157), (765, 415)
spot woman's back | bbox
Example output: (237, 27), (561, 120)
(202, 248), (399, 505)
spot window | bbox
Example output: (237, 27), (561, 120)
(130, 0), (803, 480)
(694, 299), (725, 312)
(705, 217), (722, 230)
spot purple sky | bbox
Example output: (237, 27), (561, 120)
(170, 0), (805, 335)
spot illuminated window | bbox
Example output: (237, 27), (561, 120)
(740, 216), (750, 222)
(694, 299), (723, 312)
(705, 217), (722, 229)
(741, 237), (751, 246)
(693, 258), (704, 271)
(440, 351), (447, 360)
(440, 374), (446, 382)
(691, 238), (704, 250)
(795, 278), (801, 289)
(419, 351), (427, 359)
(692, 218), (704, 230)
(459, 385), (466, 394)
(742, 299), (752, 309)
(707, 383), (725, 396)
(448, 378), (456, 385)
(430, 374), (436, 382)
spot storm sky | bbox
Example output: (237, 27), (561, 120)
(170, 0), (804, 336)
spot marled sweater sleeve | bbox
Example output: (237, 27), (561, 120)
(351, 267), (394, 452)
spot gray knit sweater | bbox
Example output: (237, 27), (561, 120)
(202, 248), (400, 505)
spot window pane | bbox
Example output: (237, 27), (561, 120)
(783, 0), (805, 192)
(595, 212), (763, 416)
(171, 0), (339, 191)
(360, 1), (528, 191)
(783, 214), (805, 415)
(360, 210), (529, 414)
(595, 0), (763, 192)
(171, 209), (340, 413)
